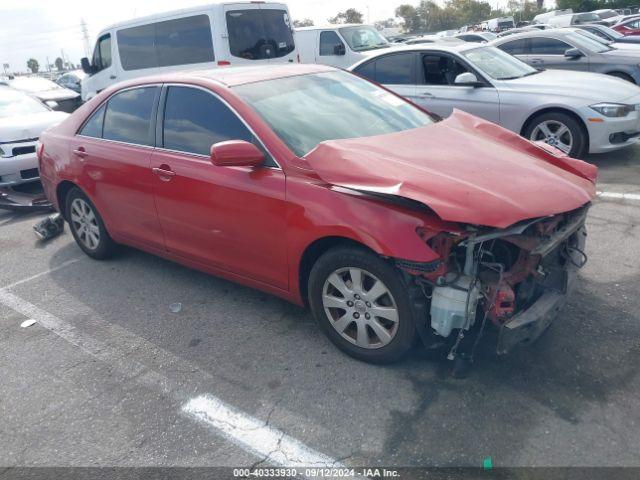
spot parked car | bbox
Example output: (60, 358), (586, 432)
(574, 23), (640, 44)
(571, 27), (640, 51)
(56, 70), (86, 93)
(8, 77), (81, 112)
(404, 36), (464, 45)
(296, 24), (389, 68)
(547, 12), (606, 27)
(484, 16), (515, 32)
(612, 17), (640, 35)
(81, 1), (297, 101)
(38, 65), (596, 363)
(350, 43), (640, 157)
(591, 9), (623, 26)
(454, 32), (497, 42)
(533, 9), (573, 24)
(0, 86), (67, 187)
(497, 26), (540, 37)
(491, 29), (640, 84)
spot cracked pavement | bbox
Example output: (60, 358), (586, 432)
(0, 146), (639, 470)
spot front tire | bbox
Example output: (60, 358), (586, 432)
(66, 187), (116, 259)
(308, 247), (417, 364)
(523, 112), (587, 158)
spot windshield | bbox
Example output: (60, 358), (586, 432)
(9, 77), (60, 93)
(0, 87), (48, 118)
(481, 32), (498, 40)
(574, 13), (601, 23)
(234, 71), (433, 157)
(226, 9), (295, 59)
(338, 26), (389, 51)
(598, 25), (624, 38)
(596, 10), (618, 19)
(462, 46), (537, 80)
(576, 29), (612, 45)
(566, 31), (611, 52)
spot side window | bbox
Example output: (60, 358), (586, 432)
(117, 15), (214, 71)
(353, 61), (376, 82)
(529, 38), (571, 55)
(373, 53), (415, 84)
(498, 38), (528, 55)
(162, 86), (275, 166)
(103, 87), (158, 146)
(319, 31), (344, 56)
(79, 104), (106, 138)
(421, 54), (470, 86)
(92, 34), (112, 72)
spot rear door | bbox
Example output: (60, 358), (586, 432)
(527, 37), (589, 71)
(150, 85), (288, 288)
(223, 3), (296, 64)
(352, 52), (417, 102)
(71, 86), (165, 249)
(415, 52), (500, 122)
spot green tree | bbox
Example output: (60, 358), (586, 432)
(374, 18), (400, 30)
(293, 18), (314, 27)
(26, 58), (39, 73)
(54, 57), (64, 71)
(395, 4), (423, 32)
(328, 8), (364, 24)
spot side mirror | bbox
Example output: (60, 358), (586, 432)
(564, 48), (584, 58)
(210, 140), (264, 168)
(81, 57), (93, 75)
(334, 43), (346, 56)
(454, 72), (482, 86)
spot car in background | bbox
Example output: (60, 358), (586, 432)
(56, 70), (86, 93)
(350, 43), (640, 157)
(497, 26), (541, 37)
(38, 65), (596, 363)
(591, 9), (623, 26)
(533, 9), (573, 24)
(612, 17), (640, 35)
(454, 32), (497, 43)
(574, 23), (640, 43)
(7, 77), (81, 112)
(491, 29), (640, 83)
(81, 2), (297, 101)
(571, 27), (640, 51)
(296, 24), (389, 68)
(0, 86), (68, 187)
(404, 36), (464, 45)
(547, 12), (606, 27)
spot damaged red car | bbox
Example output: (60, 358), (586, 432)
(38, 65), (597, 364)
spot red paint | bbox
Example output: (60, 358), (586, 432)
(210, 140), (264, 167)
(612, 22), (640, 35)
(39, 67), (596, 307)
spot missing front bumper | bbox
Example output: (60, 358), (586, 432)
(0, 186), (53, 212)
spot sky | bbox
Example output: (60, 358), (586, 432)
(0, 0), (519, 74)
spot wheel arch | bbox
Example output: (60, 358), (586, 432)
(604, 71), (636, 83)
(298, 236), (379, 307)
(56, 180), (79, 220)
(520, 107), (589, 149)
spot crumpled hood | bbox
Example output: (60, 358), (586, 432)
(503, 69), (640, 102)
(304, 110), (597, 229)
(0, 111), (69, 142)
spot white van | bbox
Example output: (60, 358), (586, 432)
(533, 9), (573, 24)
(80, 2), (297, 101)
(485, 17), (515, 32)
(546, 12), (604, 27)
(295, 24), (390, 69)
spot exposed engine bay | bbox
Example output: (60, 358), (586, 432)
(413, 204), (590, 357)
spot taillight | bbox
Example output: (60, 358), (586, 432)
(217, 60), (231, 66)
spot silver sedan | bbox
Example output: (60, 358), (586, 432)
(349, 43), (640, 157)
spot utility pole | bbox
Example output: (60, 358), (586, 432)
(81, 18), (91, 58)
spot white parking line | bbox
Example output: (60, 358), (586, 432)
(0, 286), (342, 469)
(0, 257), (82, 291)
(597, 191), (640, 201)
(183, 395), (341, 468)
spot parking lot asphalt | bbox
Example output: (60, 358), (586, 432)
(1, 146), (639, 471)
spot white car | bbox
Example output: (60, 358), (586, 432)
(0, 87), (68, 187)
(349, 43), (640, 157)
(8, 77), (81, 113)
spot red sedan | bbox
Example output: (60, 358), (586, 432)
(38, 65), (596, 364)
(612, 17), (640, 35)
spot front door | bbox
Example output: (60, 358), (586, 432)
(150, 85), (288, 288)
(415, 53), (500, 123)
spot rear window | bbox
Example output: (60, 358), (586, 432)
(103, 87), (158, 145)
(226, 9), (295, 59)
(117, 15), (214, 71)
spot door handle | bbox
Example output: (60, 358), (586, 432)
(152, 166), (176, 182)
(109, 75), (117, 80)
(530, 58), (544, 64)
(72, 147), (88, 158)
(418, 92), (435, 99)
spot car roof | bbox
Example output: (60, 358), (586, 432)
(491, 27), (578, 43)
(295, 23), (368, 31)
(350, 42), (485, 65)
(116, 64), (338, 89)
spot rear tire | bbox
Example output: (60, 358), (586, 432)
(523, 112), (587, 158)
(308, 247), (418, 364)
(65, 187), (117, 260)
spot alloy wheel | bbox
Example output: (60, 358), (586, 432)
(530, 120), (573, 154)
(70, 198), (100, 250)
(322, 267), (399, 349)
